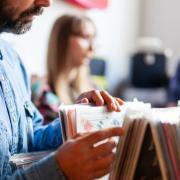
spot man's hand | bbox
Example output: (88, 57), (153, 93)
(55, 127), (124, 180)
(76, 90), (124, 112)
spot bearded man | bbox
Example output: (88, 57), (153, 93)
(0, 0), (124, 179)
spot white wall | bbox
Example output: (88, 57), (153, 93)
(140, 0), (180, 75)
(1, 0), (140, 92)
(87, 0), (141, 91)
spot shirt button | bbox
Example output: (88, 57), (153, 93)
(12, 114), (16, 122)
(24, 103), (28, 108)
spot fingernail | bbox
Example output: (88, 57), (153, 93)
(116, 104), (120, 112)
(111, 102), (116, 109)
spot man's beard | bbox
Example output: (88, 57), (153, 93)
(0, 4), (44, 34)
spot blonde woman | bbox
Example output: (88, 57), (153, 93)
(31, 14), (97, 124)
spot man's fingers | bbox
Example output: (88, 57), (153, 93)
(115, 97), (124, 105)
(78, 90), (105, 106)
(114, 99), (121, 112)
(85, 127), (124, 145)
(90, 140), (116, 158)
(91, 90), (104, 106)
(80, 98), (89, 104)
(92, 167), (111, 179)
(100, 90), (115, 111)
(76, 90), (124, 112)
(90, 153), (115, 178)
(100, 91), (123, 112)
(72, 132), (87, 139)
(76, 97), (89, 104)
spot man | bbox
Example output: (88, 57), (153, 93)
(0, 0), (124, 179)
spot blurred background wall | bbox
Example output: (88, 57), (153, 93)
(140, 0), (180, 75)
(87, 0), (140, 91)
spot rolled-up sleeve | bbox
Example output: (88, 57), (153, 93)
(31, 102), (63, 151)
(0, 39), (65, 179)
(12, 152), (66, 180)
(33, 118), (63, 151)
(18, 55), (63, 151)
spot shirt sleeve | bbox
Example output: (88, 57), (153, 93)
(11, 152), (67, 180)
(18, 58), (63, 151)
(31, 101), (63, 151)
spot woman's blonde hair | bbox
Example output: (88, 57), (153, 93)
(47, 14), (96, 104)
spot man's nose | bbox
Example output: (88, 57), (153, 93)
(35, 0), (52, 7)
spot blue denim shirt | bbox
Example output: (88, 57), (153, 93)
(0, 38), (65, 180)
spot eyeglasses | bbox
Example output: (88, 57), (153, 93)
(72, 33), (97, 49)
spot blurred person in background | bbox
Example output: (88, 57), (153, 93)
(32, 14), (97, 124)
